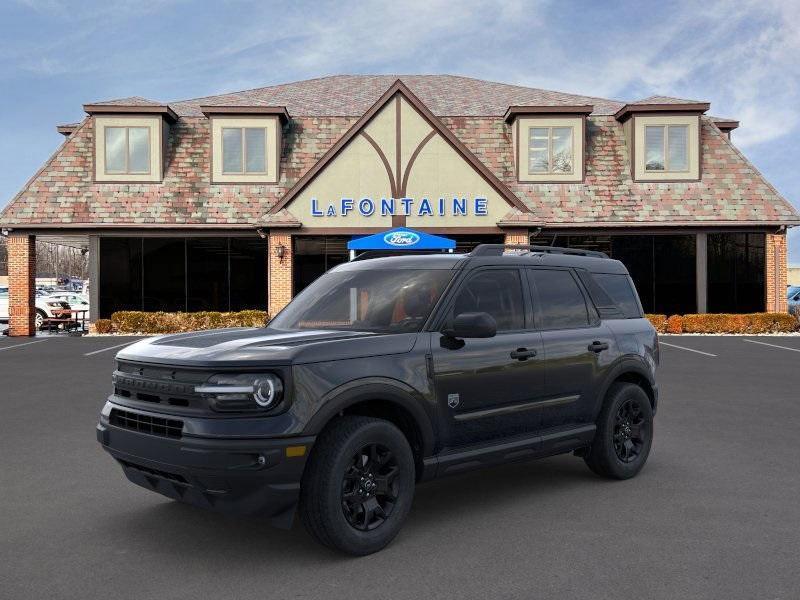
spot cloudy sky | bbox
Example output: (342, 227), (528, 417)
(1, 0), (798, 258)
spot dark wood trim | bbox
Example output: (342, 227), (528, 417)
(360, 131), (398, 198)
(514, 118), (520, 180)
(395, 96), (402, 196)
(504, 105), (593, 122)
(56, 125), (78, 136)
(537, 224), (789, 234)
(199, 105), (290, 122)
(399, 130), (436, 197)
(269, 79), (530, 215)
(289, 226), (506, 235)
(83, 104), (178, 122)
(712, 119), (739, 131)
(614, 102), (710, 122)
(391, 215), (406, 227)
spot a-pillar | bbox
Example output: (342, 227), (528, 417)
(8, 233), (36, 336)
(268, 231), (294, 317)
(765, 232), (788, 312)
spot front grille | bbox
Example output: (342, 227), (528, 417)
(112, 364), (209, 413)
(109, 408), (183, 439)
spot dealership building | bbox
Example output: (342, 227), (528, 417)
(1, 75), (797, 335)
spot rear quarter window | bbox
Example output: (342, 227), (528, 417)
(594, 273), (643, 319)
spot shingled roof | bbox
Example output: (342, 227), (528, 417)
(1, 75), (797, 229)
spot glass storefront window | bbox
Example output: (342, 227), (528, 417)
(708, 233), (765, 313)
(98, 237), (267, 318)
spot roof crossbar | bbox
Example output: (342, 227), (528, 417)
(470, 244), (609, 258)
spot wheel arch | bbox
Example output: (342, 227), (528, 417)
(303, 379), (436, 477)
(596, 358), (657, 417)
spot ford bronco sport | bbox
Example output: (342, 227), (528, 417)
(97, 244), (658, 555)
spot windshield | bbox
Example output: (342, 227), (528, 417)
(270, 269), (455, 333)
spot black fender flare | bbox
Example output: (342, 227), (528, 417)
(303, 377), (437, 457)
(593, 356), (656, 419)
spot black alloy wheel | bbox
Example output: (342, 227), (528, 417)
(341, 443), (400, 531)
(613, 399), (646, 463)
(583, 382), (653, 479)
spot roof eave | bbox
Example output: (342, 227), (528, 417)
(504, 105), (594, 123)
(199, 105), (291, 123)
(614, 102), (711, 122)
(83, 104), (179, 122)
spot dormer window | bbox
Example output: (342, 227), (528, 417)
(528, 126), (574, 174)
(202, 106), (289, 184)
(505, 106), (591, 184)
(105, 126), (151, 174)
(84, 101), (175, 183)
(222, 127), (268, 174)
(644, 124), (688, 172)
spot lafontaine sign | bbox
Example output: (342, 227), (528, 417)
(310, 196), (488, 218)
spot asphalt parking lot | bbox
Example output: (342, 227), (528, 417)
(2, 334), (799, 599)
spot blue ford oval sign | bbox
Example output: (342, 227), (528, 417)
(383, 231), (420, 247)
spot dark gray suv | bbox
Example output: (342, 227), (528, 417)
(97, 244), (658, 555)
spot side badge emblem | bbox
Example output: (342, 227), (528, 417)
(447, 393), (460, 409)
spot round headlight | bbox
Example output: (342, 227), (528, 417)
(253, 377), (277, 407)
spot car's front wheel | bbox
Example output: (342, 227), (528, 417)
(584, 382), (653, 479)
(35, 309), (46, 330)
(299, 416), (415, 555)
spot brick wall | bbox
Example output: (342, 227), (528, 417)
(503, 229), (529, 246)
(8, 234), (36, 336)
(765, 233), (788, 313)
(268, 231), (293, 317)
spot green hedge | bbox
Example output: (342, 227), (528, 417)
(110, 310), (269, 334)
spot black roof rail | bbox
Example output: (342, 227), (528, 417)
(351, 249), (458, 261)
(469, 244), (609, 258)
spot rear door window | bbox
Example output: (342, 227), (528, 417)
(594, 273), (643, 318)
(449, 269), (525, 331)
(529, 269), (590, 329)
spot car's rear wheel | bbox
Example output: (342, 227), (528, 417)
(584, 382), (653, 479)
(299, 415), (415, 555)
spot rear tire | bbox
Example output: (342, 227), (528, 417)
(299, 416), (415, 555)
(584, 382), (653, 479)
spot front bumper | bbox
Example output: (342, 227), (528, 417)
(97, 402), (314, 528)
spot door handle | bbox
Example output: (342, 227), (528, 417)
(510, 347), (537, 361)
(588, 341), (609, 353)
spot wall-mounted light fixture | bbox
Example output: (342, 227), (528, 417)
(275, 243), (286, 264)
(0, 228), (10, 236)
(256, 228), (267, 239)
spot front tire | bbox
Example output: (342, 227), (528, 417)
(584, 383), (653, 479)
(35, 309), (46, 330)
(299, 416), (415, 555)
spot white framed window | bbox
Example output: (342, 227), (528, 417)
(644, 124), (689, 172)
(221, 127), (268, 174)
(517, 117), (583, 183)
(528, 126), (574, 175)
(104, 126), (151, 175)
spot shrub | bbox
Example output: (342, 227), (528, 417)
(680, 312), (797, 334)
(94, 319), (113, 334)
(645, 314), (667, 333)
(111, 310), (269, 334)
(665, 315), (683, 334)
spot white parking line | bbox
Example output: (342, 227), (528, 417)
(659, 341), (717, 357)
(743, 338), (800, 353)
(0, 339), (49, 352)
(83, 340), (138, 356)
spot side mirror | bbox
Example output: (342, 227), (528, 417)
(443, 312), (497, 339)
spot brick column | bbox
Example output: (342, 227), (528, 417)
(765, 232), (788, 312)
(503, 228), (529, 246)
(268, 231), (293, 317)
(8, 234), (36, 336)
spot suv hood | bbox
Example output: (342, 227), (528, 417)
(116, 327), (418, 367)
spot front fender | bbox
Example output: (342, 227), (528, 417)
(302, 377), (437, 457)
